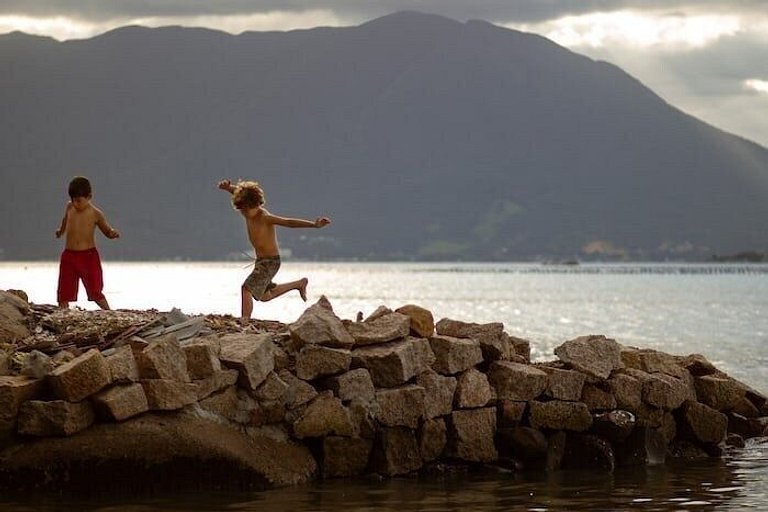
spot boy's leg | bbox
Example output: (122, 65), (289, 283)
(57, 250), (78, 308)
(241, 286), (254, 323)
(58, 301), (70, 309)
(261, 278), (308, 302)
(95, 297), (111, 310)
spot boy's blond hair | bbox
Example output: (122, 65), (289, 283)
(232, 181), (265, 210)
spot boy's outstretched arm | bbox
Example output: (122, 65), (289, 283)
(55, 203), (71, 238)
(263, 211), (331, 229)
(217, 179), (236, 194)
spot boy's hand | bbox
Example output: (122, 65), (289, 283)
(107, 229), (120, 239)
(217, 179), (232, 190)
(55, 229), (63, 238)
(314, 217), (331, 228)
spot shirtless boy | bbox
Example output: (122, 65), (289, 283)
(55, 176), (120, 309)
(218, 179), (330, 323)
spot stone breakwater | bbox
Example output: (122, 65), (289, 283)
(1, 290), (767, 489)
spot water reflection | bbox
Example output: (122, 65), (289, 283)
(1, 440), (765, 512)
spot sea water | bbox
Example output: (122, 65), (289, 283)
(0, 261), (766, 510)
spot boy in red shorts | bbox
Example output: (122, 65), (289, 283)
(55, 176), (120, 309)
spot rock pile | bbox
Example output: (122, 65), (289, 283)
(1, 290), (766, 488)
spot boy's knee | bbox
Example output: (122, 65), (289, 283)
(260, 291), (273, 302)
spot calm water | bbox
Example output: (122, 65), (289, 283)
(1, 261), (767, 510)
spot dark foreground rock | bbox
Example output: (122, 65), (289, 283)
(1, 290), (766, 491)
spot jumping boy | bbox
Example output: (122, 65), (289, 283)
(55, 176), (120, 310)
(217, 179), (330, 323)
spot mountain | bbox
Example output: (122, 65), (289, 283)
(1, 11), (767, 261)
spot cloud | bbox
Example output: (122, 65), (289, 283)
(507, 10), (741, 50)
(745, 79), (768, 94)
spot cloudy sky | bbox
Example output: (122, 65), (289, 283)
(2, 1), (767, 147)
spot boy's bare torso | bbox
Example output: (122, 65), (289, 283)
(64, 203), (101, 250)
(245, 208), (280, 258)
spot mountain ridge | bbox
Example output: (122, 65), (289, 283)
(1, 11), (766, 261)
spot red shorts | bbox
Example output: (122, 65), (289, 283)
(57, 248), (105, 302)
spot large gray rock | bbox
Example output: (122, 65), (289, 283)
(554, 335), (623, 380)
(447, 407), (498, 462)
(454, 368), (494, 408)
(436, 318), (509, 360)
(48, 349), (111, 402)
(375, 384), (426, 428)
(488, 361), (548, 401)
(353, 337), (434, 388)
(292, 391), (354, 439)
(218, 333), (276, 390)
(395, 304), (435, 338)
(346, 312), (410, 346)
(371, 426), (422, 476)
(288, 298), (355, 349)
(135, 335), (190, 382)
(17, 400), (94, 436)
(429, 335), (483, 375)
(529, 401), (593, 431)
(621, 348), (687, 378)
(92, 383), (149, 421)
(296, 345), (351, 381)
(415, 369), (457, 419)
(322, 368), (375, 403)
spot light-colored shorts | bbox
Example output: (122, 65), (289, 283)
(243, 256), (281, 299)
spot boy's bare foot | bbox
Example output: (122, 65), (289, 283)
(240, 317), (251, 327)
(298, 278), (308, 302)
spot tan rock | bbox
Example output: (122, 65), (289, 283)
(219, 333), (276, 390)
(419, 417), (447, 462)
(395, 304), (435, 338)
(608, 373), (643, 411)
(375, 384), (426, 428)
(322, 436), (372, 478)
(541, 367), (586, 401)
(581, 383), (617, 411)
(198, 386), (240, 421)
(694, 375), (745, 412)
(346, 312), (410, 346)
(415, 369), (457, 419)
(140, 379), (197, 410)
(193, 369), (239, 401)
(554, 335), (623, 380)
(487, 361), (548, 401)
(678, 400), (727, 444)
(278, 370), (318, 410)
(529, 400), (593, 431)
(17, 400), (94, 436)
(353, 337), (434, 388)
(288, 298), (355, 349)
(429, 335), (483, 375)
(497, 399), (527, 427)
(292, 391), (354, 438)
(0, 292), (30, 344)
(106, 345), (139, 383)
(135, 335), (190, 382)
(454, 368), (494, 408)
(322, 368), (375, 403)
(92, 383), (149, 421)
(252, 371), (290, 402)
(447, 407), (498, 462)
(0, 375), (45, 420)
(182, 341), (221, 380)
(435, 318), (509, 360)
(295, 345), (351, 381)
(48, 348), (111, 402)
(370, 426), (422, 476)
(643, 373), (689, 410)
